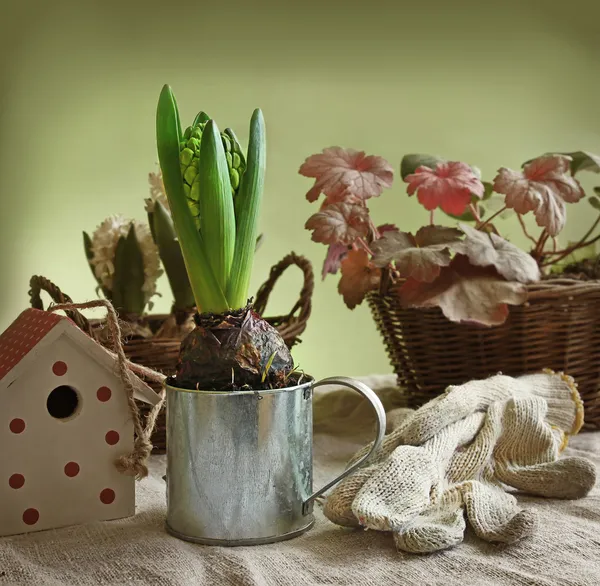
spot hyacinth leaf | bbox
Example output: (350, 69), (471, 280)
(111, 225), (146, 315)
(193, 111), (210, 127)
(400, 154), (445, 180)
(152, 199), (195, 310)
(83, 231), (98, 280)
(156, 84), (229, 312)
(147, 210), (157, 241)
(255, 233), (264, 252)
(197, 119), (236, 292)
(83, 230), (94, 263)
(110, 236), (126, 311)
(83, 231), (110, 297)
(226, 108), (266, 309)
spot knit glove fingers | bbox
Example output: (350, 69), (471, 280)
(494, 395), (563, 469)
(513, 371), (584, 435)
(396, 374), (519, 446)
(447, 400), (506, 484)
(393, 489), (466, 554)
(461, 480), (535, 544)
(346, 374), (519, 469)
(322, 464), (379, 527)
(491, 395), (597, 498)
(495, 457), (597, 500)
(351, 446), (437, 532)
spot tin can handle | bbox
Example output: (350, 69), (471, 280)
(302, 376), (386, 515)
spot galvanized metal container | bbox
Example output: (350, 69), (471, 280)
(165, 376), (386, 546)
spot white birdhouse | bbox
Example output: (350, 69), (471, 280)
(0, 308), (161, 537)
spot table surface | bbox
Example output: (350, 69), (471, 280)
(2, 375), (600, 586)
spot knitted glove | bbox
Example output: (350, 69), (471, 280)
(348, 370), (584, 469)
(324, 412), (484, 535)
(348, 407), (536, 553)
(323, 372), (595, 554)
(484, 393), (595, 500)
(327, 371), (582, 524)
(391, 394), (594, 553)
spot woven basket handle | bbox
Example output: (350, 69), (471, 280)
(254, 252), (314, 327)
(29, 275), (92, 335)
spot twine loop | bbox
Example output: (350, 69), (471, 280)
(49, 299), (166, 479)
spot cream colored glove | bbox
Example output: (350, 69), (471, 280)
(324, 407), (532, 553)
(323, 371), (595, 554)
(348, 370), (584, 469)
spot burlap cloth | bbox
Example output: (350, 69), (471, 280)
(2, 375), (599, 586)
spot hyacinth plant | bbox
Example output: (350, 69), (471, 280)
(156, 85), (294, 391)
(145, 171), (266, 314)
(145, 172), (196, 314)
(300, 148), (600, 326)
(84, 215), (163, 317)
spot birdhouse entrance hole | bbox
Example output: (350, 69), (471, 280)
(47, 385), (80, 420)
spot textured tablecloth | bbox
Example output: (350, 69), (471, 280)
(2, 375), (600, 586)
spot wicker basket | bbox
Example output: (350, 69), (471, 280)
(29, 252), (314, 451)
(367, 278), (600, 430)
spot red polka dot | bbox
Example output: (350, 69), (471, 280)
(100, 489), (115, 504)
(105, 430), (120, 445)
(96, 386), (112, 402)
(9, 418), (25, 434)
(64, 462), (80, 477)
(22, 508), (39, 525)
(9, 474), (25, 489)
(52, 361), (68, 376)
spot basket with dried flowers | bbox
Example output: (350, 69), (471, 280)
(299, 147), (600, 429)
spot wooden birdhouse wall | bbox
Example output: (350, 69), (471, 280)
(1, 332), (136, 536)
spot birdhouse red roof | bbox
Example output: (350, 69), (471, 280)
(0, 309), (69, 381)
(0, 308), (159, 405)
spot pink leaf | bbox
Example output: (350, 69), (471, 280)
(371, 225), (463, 282)
(338, 249), (381, 309)
(455, 223), (540, 284)
(305, 203), (369, 245)
(404, 161), (485, 216)
(493, 155), (584, 236)
(414, 225), (464, 247)
(322, 243), (349, 280)
(398, 256), (527, 326)
(299, 147), (394, 204)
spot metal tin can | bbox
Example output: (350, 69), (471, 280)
(165, 376), (385, 546)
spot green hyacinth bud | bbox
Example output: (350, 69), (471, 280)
(179, 121), (246, 228)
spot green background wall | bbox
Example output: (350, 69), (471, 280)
(1, 0), (599, 379)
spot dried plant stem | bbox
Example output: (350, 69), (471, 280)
(517, 214), (538, 246)
(544, 213), (600, 259)
(430, 210), (435, 226)
(541, 214), (600, 267)
(357, 237), (374, 256)
(534, 230), (550, 258)
(468, 203), (482, 223)
(542, 233), (600, 267)
(477, 205), (507, 231)
(369, 219), (381, 241)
